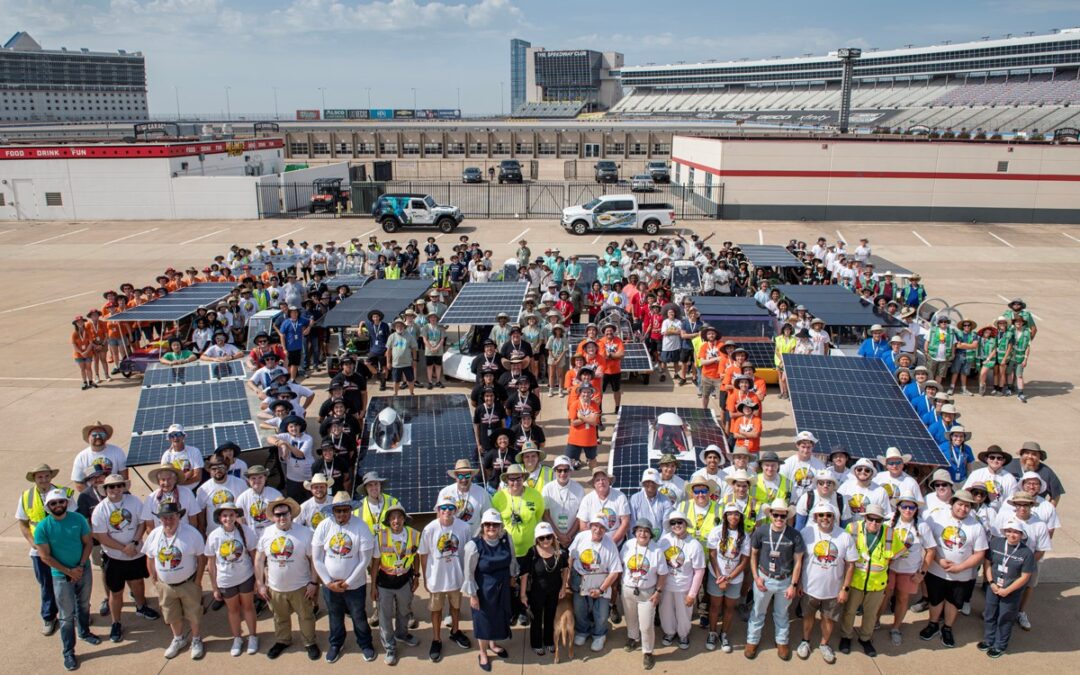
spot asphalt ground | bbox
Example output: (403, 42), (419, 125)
(1, 217), (1078, 673)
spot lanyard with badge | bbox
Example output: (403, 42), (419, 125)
(766, 527), (786, 574)
(996, 542), (1017, 587)
(631, 542), (648, 593)
(554, 485), (573, 531)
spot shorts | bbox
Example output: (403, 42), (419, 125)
(156, 578), (203, 625)
(602, 373), (621, 392)
(950, 354), (972, 375)
(1007, 362), (1025, 378)
(705, 569), (742, 599)
(392, 366), (415, 382)
(565, 444), (598, 462)
(74, 357), (91, 364)
(102, 554), (150, 593)
(107, 338), (123, 347)
(802, 595), (842, 622)
(886, 570), (919, 597)
(700, 377), (722, 399)
(287, 349), (303, 366)
(645, 337), (659, 354)
(425, 355), (442, 366)
(220, 574), (256, 599)
(925, 572), (974, 609)
(367, 352), (387, 369)
(678, 347), (694, 364)
(430, 590), (462, 612)
(927, 358), (950, 382)
(660, 349), (680, 364)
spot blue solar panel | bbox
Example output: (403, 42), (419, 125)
(732, 341), (775, 368)
(441, 282), (529, 325)
(128, 428), (216, 466)
(106, 283), (235, 322)
(355, 394), (477, 513)
(140, 380), (247, 408)
(622, 343), (653, 372)
(775, 285), (905, 328)
(738, 245), (804, 268)
(608, 406), (728, 500)
(783, 353), (942, 466)
(142, 362), (246, 386)
(321, 279), (431, 327)
(213, 422), (262, 451)
(689, 296), (771, 317)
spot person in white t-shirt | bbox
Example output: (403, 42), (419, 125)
(838, 458), (892, 522)
(568, 514), (623, 652)
(419, 494), (474, 661)
(160, 424), (204, 487)
(196, 456), (248, 534)
(72, 421), (128, 492)
(255, 497), (320, 660)
(576, 469), (631, 546)
(921, 490), (988, 647)
(142, 502), (207, 660)
(780, 432), (825, 506)
(542, 455), (584, 548)
(873, 447), (920, 502)
(657, 511), (706, 650)
(1003, 472), (1061, 532)
(312, 492), (376, 663)
(705, 503), (751, 654)
(91, 474), (154, 641)
(437, 459), (492, 538)
(879, 492), (936, 647)
(620, 518), (669, 669)
(854, 239), (871, 263)
(690, 445), (725, 486)
(923, 469), (955, 519)
(235, 465), (284, 535)
(964, 446), (1019, 510)
(269, 415), (316, 503)
(796, 501), (857, 664)
(205, 502), (259, 656)
(298, 474), (335, 531)
(656, 453), (686, 505)
(201, 331), (244, 362)
(141, 465), (198, 528)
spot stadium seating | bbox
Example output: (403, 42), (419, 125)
(510, 101), (586, 118)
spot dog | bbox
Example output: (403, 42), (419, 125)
(553, 593), (575, 663)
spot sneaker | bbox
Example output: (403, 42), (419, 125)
(165, 635), (189, 659)
(591, 635), (606, 652)
(191, 637), (205, 660)
(134, 605), (160, 620)
(991, 388), (1001, 396)
(859, 639), (877, 657)
(518, 613), (530, 627)
(42, 618), (58, 636)
(449, 630), (472, 649)
(919, 623), (940, 641)
(427, 382), (433, 390)
(267, 642), (288, 659)
(890, 629), (903, 646)
(1018, 392), (1027, 403)
(110, 622), (123, 643)
(306, 644), (321, 661)
(699, 614), (708, 630)
(384, 650), (397, 665)
(661, 634), (675, 647)
(838, 637), (851, 654)
(1017, 611), (1032, 630)
(941, 626), (956, 648)
(436, 381), (445, 388)
(796, 640), (811, 660)
(361, 647), (376, 662)
(78, 632), (101, 646)
(678, 636), (690, 650)
(643, 653), (655, 670)
(720, 633), (732, 653)
(946, 388), (954, 397)
(979, 384), (986, 396)
(443, 614), (453, 628)
(988, 648), (1005, 658)
(99, 598), (109, 617)
(429, 640), (442, 663)
(64, 654), (78, 671)
(1003, 387), (1012, 396)
(977, 641), (991, 652)
(960, 602), (971, 616)
(398, 633), (420, 647)
(549, 389), (556, 398)
(963, 388), (973, 396)
(574, 635), (588, 647)
(247, 635), (259, 655)
(624, 638), (640, 653)
(819, 644), (836, 664)
(910, 599), (929, 613)
(230, 636), (245, 657)
(210, 599), (225, 612)
(706, 632), (718, 651)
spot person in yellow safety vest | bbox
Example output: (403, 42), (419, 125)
(721, 469), (760, 534)
(17, 463), (75, 635)
(354, 472), (399, 536)
(678, 477), (721, 547)
(837, 504), (896, 657)
(385, 260), (402, 280)
(516, 442), (553, 491)
(751, 452), (791, 526)
(369, 503), (421, 664)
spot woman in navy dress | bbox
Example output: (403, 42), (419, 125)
(463, 509), (518, 670)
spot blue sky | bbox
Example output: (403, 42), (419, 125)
(3, 0), (1078, 117)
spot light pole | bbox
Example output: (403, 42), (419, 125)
(366, 87), (372, 109)
(500, 81), (504, 115)
(457, 87), (461, 112)
(224, 86), (232, 120)
(272, 86), (279, 120)
(318, 87), (327, 112)
(411, 87), (417, 111)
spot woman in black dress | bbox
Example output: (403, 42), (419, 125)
(519, 522), (569, 656)
(463, 509), (518, 671)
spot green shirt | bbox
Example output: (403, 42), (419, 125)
(491, 487), (546, 557)
(1003, 309), (1035, 328)
(1010, 327), (1032, 362)
(162, 350), (194, 362)
(33, 512), (90, 577)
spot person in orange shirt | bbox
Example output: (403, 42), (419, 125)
(566, 365), (602, 415)
(563, 353), (587, 397)
(71, 315), (96, 390)
(237, 265), (257, 285)
(259, 262), (277, 284)
(567, 385), (601, 470)
(184, 267), (199, 286)
(729, 399), (762, 454)
(697, 326), (727, 410)
(575, 325), (601, 357)
(725, 375), (762, 420)
(84, 308), (110, 383)
(597, 324), (626, 413)
(579, 338), (605, 375)
(195, 267), (213, 283)
(739, 363), (767, 409)
(720, 346), (750, 424)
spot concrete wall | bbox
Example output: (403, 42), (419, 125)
(671, 135), (1080, 223)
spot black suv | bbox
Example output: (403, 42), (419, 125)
(595, 160), (619, 184)
(498, 160), (523, 184)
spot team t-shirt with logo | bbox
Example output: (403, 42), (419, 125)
(887, 518), (936, 574)
(873, 471), (921, 502)
(569, 532), (623, 598)
(576, 489), (630, 532)
(798, 525), (858, 600)
(706, 527), (752, 586)
(205, 524), (257, 588)
(541, 480), (584, 536)
(435, 484), (492, 538)
(258, 524), (314, 592)
(236, 486), (284, 534)
(299, 496), (335, 531)
(142, 523), (205, 584)
(781, 456), (825, 504)
(926, 511), (989, 581)
(418, 518), (472, 593)
(141, 486), (198, 527)
(160, 446), (204, 473)
(838, 480), (892, 521)
(963, 468), (1019, 508)
(657, 532), (706, 594)
(91, 494), (145, 561)
(196, 476), (248, 532)
(620, 540), (669, 590)
(71, 444), (127, 483)
(312, 516), (375, 591)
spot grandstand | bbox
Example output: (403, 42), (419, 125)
(611, 29), (1080, 135)
(510, 100), (586, 118)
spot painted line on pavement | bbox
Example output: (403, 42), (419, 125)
(988, 232), (1014, 248)
(508, 227), (530, 245)
(912, 230), (932, 247)
(102, 228), (158, 245)
(1061, 232), (1080, 244)
(0, 290), (96, 314)
(25, 227), (88, 246)
(180, 228), (228, 245)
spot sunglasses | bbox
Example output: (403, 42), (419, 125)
(886, 460), (903, 467)
(505, 476), (523, 482)
(105, 484), (125, 490)
(272, 511), (291, 518)
(482, 522), (501, 528)
(46, 501), (67, 507)
(865, 517), (884, 523)
(854, 468), (873, 474)
(987, 455), (1006, 462)
(932, 483), (951, 489)
(455, 473), (474, 480)
(90, 431), (107, 438)
(669, 520), (687, 527)
(692, 488), (710, 495)
(898, 504), (918, 511)
(815, 513), (835, 519)
(332, 507), (352, 513)
(537, 535), (554, 542)
(167, 433), (186, 439)
(771, 513), (787, 519)
(555, 468), (570, 473)
(437, 505), (457, 511)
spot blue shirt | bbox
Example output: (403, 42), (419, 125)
(279, 316), (310, 351)
(928, 420), (952, 445)
(33, 513), (90, 578)
(680, 318), (703, 350)
(938, 442), (974, 483)
(903, 382), (923, 402)
(857, 337), (889, 359)
(365, 320), (391, 356)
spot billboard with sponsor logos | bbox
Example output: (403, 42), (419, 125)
(296, 109), (320, 121)
(370, 109), (394, 120)
(323, 109), (348, 120)
(613, 109), (897, 127)
(348, 109), (370, 119)
(393, 109), (415, 119)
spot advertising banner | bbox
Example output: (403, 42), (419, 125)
(347, 109), (370, 119)
(370, 109), (394, 120)
(393, 109), (415, 119)
(323, 109), (348, 120)
(296, 109), (320, 120)
(435, 109), (461, 119)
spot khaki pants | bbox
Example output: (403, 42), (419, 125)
(622, 585), (657, 653)
(269, 587), (317, 646)
(840, 587), (885, 642)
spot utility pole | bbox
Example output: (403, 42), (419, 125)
(500, 81), (505, 115)
(174, 86), (180, 119)
(366, 87), (372, 109)
(272, 86), (279, 120)
(318, 87), (327, 111)
(457, 87), (461, 112)
(225, 86), (232, 120)
(412, 87), (417, 111)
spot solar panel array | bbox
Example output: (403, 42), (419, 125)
(355, 394), (478, 512)
(105, 283), (236, 322)
(608, 406), (728, 500)
(328, 274), (371, 290)
(782, 353), (943, 466)
(441, 282), (529, 326)
(321, 279), (432, 327)
(689, 296), (772, 317)
(128, 362), (261, 466)
(621, 343), (653, 372)
(865, 255), (914, 277)
(738, 245), (804, 268)
(776, 284), (905, 328)
(732, 341), (775, 369)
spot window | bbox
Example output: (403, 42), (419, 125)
(337, 142), (351, 154)
(356, 142), (375, 154)
(45, 192), (63, 207)
(492, 142), (510, 155)
(705, 172), (713, 200)
(515, 142), (533, 155)
(468, 142), (487, 155)
(423, 142), (443, 155)
(379, 141), (398, 154)
(446, 142), (465, 155)
(997, 161), (1009, 172)
(538, 142), (556, 155)
(673, 163), (681, 185)
(687, 167), (695, 187)
(652, 143), (671, 155)
(289, 142), (309, 155)
(560, 142), (579, 155)
(0, 193), (5, 206)
(605, 142), (625, 156)
(628, 143), (648, 156)
(311, 142), (329, 154)
(402, 142), (420, 155)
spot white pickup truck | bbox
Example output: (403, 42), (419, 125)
(561, 194), (676, 236)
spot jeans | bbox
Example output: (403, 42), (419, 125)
(33, 555), (58, 621)
(982, 585), (1022, 650)
(324, 585), (373, 650)
(747, 576), (792, 646)
(53, 568), (92, 658)
(572, 592), (611, 639)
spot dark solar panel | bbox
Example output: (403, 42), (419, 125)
(106, 283), (236, 322)
(775, 285), (904, 328)
(608, 406), (728, 500)
(213, 422), (262, 451)
(732, 341), (775, 368)
(864, 255), (913, 277)
(783, 353), (942, 466)
(355, 394), (478, 513)
(622, 343), (653, 372)
(128, 428), (216, 467)
(328, 274), (371, 290)
(320, 279), (431, 327)
(689, 296), (771, 317)
(738, 245), (804, 268)
(441, 282), (529, 325)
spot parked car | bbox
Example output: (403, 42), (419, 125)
(630, 174), (656, 192)
(594, 160), (619, 183)
(372, 193), (464, 233)
(462, 167), (484, 183)
(647, 160), (671, 183)
(309, 177), (349, 213)
(498, 159), (523, 184)
(561, 194), (675, 236)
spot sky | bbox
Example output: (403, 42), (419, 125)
(3, 0), (1078, 117)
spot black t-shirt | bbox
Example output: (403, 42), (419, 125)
(521, 547), (568, 594)
(332, 371), (368, 413)
(505, 392), (542, 425)
(750, 524), (804, 578)
(510, 423), (546, 452)
(319, 416), (360, 440)
(473, 403), (504, 450)
(311, 456), (351, 489)
(986, 536), (1036, 589)
(76, 489), (104, 547)
(497, 370), (538, 393)
(471, 381), (508, 407)
(471, 352), (504, 379)
(500, 338), (534, 363)
(482, 446), (515, 484)
(1005, 460), (1065, 501)
(318, 397), (358, 420)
